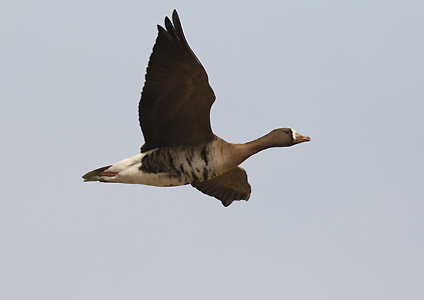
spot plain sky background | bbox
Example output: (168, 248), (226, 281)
(1, 0), (423, 299)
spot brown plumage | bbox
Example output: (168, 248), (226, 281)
(139, 10), (215, 152)
(82, 10), (310, 207)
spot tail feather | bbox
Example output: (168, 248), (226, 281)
(82, 165), (112, 182)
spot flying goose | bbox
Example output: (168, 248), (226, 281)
(83, 10), (311, 206)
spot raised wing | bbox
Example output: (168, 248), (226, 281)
(139, 10), (216, 152)
(192, 167), (251, 207)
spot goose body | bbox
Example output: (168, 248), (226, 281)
(85, 136), (234, 187)
(83, 10), (310, 206)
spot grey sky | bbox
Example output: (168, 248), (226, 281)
(1, 0), (423, 299)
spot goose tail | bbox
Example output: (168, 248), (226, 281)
(82, 165), (113, 182)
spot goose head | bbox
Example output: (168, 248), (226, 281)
(266, 128), (311, 147)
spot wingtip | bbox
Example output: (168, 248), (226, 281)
(221, 200), (232, 207)
(221, 196), (249, 207)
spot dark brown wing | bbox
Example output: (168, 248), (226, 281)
(139, 10), (216, 152)
(192, 167), (251, 207)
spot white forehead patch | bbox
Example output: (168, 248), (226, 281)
(292, 129), (298, 141)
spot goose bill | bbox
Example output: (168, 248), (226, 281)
(294, 132), (311, 144)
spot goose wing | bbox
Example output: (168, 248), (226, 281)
(192, 167), (251, 207)
(139, 10), (216, 152)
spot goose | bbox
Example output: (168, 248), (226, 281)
(83, 10), (311, 207)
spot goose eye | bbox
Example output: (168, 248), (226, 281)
(284, 130), (290, 134)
